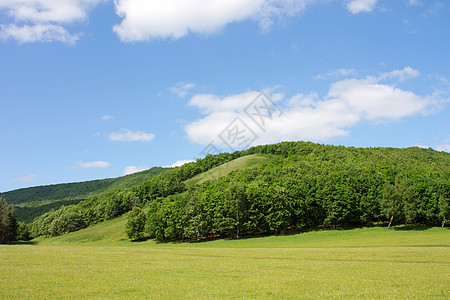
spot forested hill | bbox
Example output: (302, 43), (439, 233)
(1, 167), (166, 222)
(30, 142), (450, 240)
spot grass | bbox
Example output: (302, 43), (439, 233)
(2, 243), (448, 299)
(1, 215), (449, 299)
(184, 154), (273, 187)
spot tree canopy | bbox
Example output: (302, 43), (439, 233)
(27, 142), (449, 241)
(0, 197), (18, 244)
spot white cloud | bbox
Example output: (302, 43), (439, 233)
(346, 0), (377, 14)
(185, 68), (446, 147)
(74, 161), (110, 168)
(0, 0), (104, 43)
(11, 174), (37, 183)
(378, 66), (420, 82)
(101, 115), (114, 121)
(189, 91), (261, 113)
(436, 144), (450, 152)
(185, 90), (359, 145)
(170, 82), (196, 98)
(314, 68), (357, 80)
(112, 0), (312, 42)
(408, 0), (419, 5)
(163, 160), (195, 168)
(0, 0), (102, 23)
(0, 24), (79, 44)
(122, 165), (149, 175)
(325, 78), (430, 121)
(109, 129), (155, 142)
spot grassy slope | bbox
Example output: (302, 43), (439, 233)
(184, 154), (273, 187)
(35, 212), (450, 248)
(2, 218), (448, 299)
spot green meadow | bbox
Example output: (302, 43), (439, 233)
(1, 216), (449, 299)
(184, 154), (272, 187)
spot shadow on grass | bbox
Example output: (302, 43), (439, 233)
(10, 240), (38, 245)
(130, 224), (444, 244)
(391, 224), (435, 231)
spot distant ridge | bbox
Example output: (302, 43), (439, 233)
(2, 167), (167, 222)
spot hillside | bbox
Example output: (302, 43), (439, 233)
(2, 167), (167, 222)
(184, 154), (273, 187)
(29, 141), (450, 241)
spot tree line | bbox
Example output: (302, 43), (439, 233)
(30, 154), (235, 237)
(0, 197), (31, 244)
(26, 142), (449, 241)
(127, 143), (450, 241)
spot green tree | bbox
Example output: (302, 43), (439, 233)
(391, 175), (417, 228)
(438, 195), (449, 228)
(0, 197), (18, 244)
(381, 182), (401, 229)
(17, 222), (31, 241)
(126, 207), (147, 241)
(183, 192), (205, 240)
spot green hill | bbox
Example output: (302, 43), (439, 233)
(24, 141), (450, 242)
(34, 214), (130, 246)
(2, 167), (167, 223)
(184, 154), (273, 187)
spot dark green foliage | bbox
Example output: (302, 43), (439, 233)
(3, 167), (167, 205)
(438, 195), (449, 228)
(126, 207), (147, 241)
(14, 198), (83, 224)
(25, 141), (449, 241)
(17, 222), (31, 241)
(140, 142), (449, 241)
(31, 190), (136, 237)
(30, 155), (229, 238)
(2, 167), (167, 222)
(0, 197), (18, 244)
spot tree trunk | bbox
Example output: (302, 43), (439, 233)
(404, 211), (407, 229)
(442, 218), (446, 229)
(403, 200), (408, 229)
(388, 215), (394, 229)
(236, 210), (239, 239)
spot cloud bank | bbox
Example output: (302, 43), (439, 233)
(0, 0), (104, 43)
(113, 0), (312, 42)
(2, 0), (427, 43)
(185, 67), (446, 148)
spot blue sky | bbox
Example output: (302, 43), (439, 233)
(1, 0), (449, 192)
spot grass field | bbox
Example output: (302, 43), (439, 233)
(184, 154), (273, 187)
(1, 216), (449, 299)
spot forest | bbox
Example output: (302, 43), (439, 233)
(130, 143), (450, 241)
(0, 197), (30, 244)
(9, 142), (450, 241)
